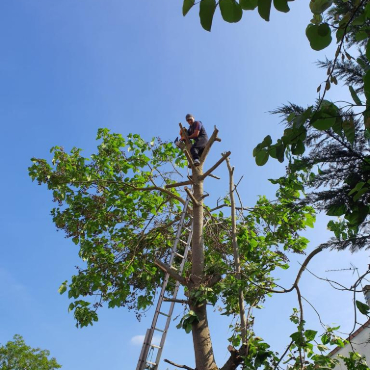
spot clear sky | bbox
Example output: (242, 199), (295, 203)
(1, 1), (369, 369)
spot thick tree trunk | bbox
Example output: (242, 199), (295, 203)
(190, 168), (218, 370)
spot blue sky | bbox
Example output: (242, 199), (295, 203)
(1, 1), (369, 369)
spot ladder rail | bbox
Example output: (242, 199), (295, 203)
(154, 228), (193, 368)
(136, 195), (192, 370)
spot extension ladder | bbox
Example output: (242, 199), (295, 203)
(136, 195), (193, 370)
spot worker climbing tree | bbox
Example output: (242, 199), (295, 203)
(177, 114), (209, 166)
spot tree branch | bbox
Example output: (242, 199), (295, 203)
(199, 151), (231, 181)
(164, 359), (195, 370)
(165, 180), (193, 189)
(154, 260), (187, 286)
(185, 186), (200, 206)
(200, 127), (220, 164)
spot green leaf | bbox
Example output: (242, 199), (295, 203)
(261, 135), (272, 147)
(365, 2), (370, 18)
(199, 0), (217, 31)
(311, 116), (336, 130)
(268, 142), (285, 163)
(348, 181), (365, 196)
(240, 0), (257, 10)
(364, 70), (370, 101)
(255, 149), (269, 166)
(219, 0), (243, 23)
(326, 204), (346, 216)
(309, 0), (333, 14)
(343, 120), (355, 144)
(321, 333), (330, 345)
(354, 188), (368, 202)
(336, 27), (345, 43)
(355, 31), (368, 42)
(352, 12), (366, 26)
(258, 0), (272, 21)
(291, 140), (305, 155)
(306, 23), (332, 51)
(356, 300), (369, 315)
(305, 213), (315, 228)
(58, 281), (68, 295)
(273, 0), (289, 13)
(304, 330), (317, 341)
(349, 86), (362, 105)
(345, 204), (369, 227)
(183, 0), (195, 15)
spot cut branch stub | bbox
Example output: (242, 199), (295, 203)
(185, 186), (201, 206)
(165, 180), (193, 189)
(200, 127), (220, 164)
(154, 259), (187, 286)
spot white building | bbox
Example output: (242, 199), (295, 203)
(329, 319), (370, 369)
(329, 285), (370, 369)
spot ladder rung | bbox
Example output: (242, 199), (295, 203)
(147, 361), (157, 365)
(184, 227), (191, 232)
(170, 265), (178, 271)
(179, 239), (187, 245)
(150, 344), (161, 349)
(159, 311), (170, 317)
(154, 327), (165, 332)
(175, 252), (185, 259)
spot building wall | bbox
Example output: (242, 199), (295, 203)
(331, 325), (370, 370)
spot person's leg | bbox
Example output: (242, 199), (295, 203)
(191, 145), (200, 161)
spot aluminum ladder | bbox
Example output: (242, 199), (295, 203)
(136, 195), (193, 370)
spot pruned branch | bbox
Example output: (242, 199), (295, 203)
(154, 259), (187, 286)
(199, 151), (231, 181)
(209, 173), (220, 180)
(205, 273), (223, 287)
(219, 345), (246, 370)
(164, 359), (195, 370)
(200, 127), (220, 163)
(165, 180), (193, 189)
(185, 186), (200, 206)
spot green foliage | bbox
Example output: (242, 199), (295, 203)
(29, 129), (187, 327)
(0, 335), (61, 370)
(306, 23), (332, 51)
(199, 0), (217, 31)
(339, 352), (370, 370)
(176, 310), (199, 334)
(183, 0), (195, 15)
(356, 300), (370, 315)
(219, 0), (243, 23)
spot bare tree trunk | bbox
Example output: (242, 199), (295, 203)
(190, 167), (218, 370)
(226, 158), (247, 344)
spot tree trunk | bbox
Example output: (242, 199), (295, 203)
(190, 167), (218, 370)
(226, 159), (247, 344)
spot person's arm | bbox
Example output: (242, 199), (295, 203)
(188, 122), (200, 139)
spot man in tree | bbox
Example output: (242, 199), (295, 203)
(180, 113), (208, 166)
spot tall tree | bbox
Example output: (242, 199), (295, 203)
(0, 335), (61, 370)
(29, 128), (320, 370)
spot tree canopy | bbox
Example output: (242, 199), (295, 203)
(0, 335), (61, 370)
